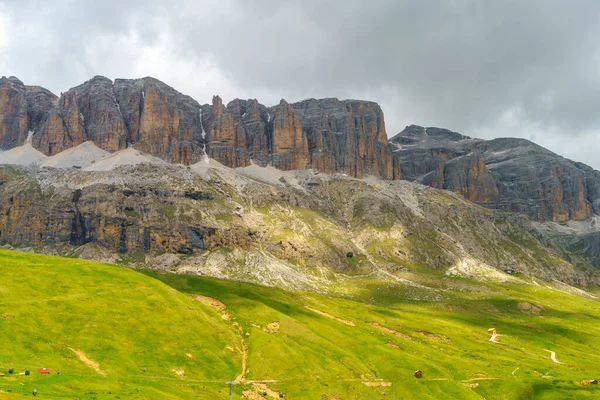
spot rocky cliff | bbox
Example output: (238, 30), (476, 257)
(390, 125), (600, 222)
(3, 75), (600, 223)
(0, 162), (597, 288)
(0, 76), (393, 177)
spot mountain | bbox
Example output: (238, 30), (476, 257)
(3, 75), (600, 223)
(0, 158), (598, 288)
(0, 75), (393, 178)
(390, 125), (600, 222)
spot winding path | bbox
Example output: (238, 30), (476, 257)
(545, 350), (564, 364)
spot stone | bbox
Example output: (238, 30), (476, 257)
(270, 99), (309, 170)
(390, 125), (600, 222)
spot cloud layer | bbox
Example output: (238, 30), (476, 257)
(1, 0), (599, 167)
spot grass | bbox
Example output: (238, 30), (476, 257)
(0, 250), (240, 399)
(146, 273), (600, 400)
(1, 249), (600, 399)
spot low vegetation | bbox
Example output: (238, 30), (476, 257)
(1, 249), (600, 399)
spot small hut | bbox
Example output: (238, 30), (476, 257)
(591, 380), (598, 385)
(37, 368), (50, 374)
(488, 328), (496, 336)
(414, 370), (423, 379)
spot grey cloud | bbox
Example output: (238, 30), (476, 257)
(1, 0), (599, 167)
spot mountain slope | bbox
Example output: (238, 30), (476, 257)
(0, 249), (240, 399)
(2, 249), (600, 399)
(0, 160), (598, 288)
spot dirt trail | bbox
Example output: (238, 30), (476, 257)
(545, 350), (565, 364)
(233, 322), (248, 382)
(368, 322), (412, 340)
(193, 295), (226, 310)
(68, 347), (106, 376)
(304, 305), (355, 326)
(489, 333), (500, 343)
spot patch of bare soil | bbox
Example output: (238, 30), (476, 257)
(242, 382), (281, 399)
(462, 383), (479, 388)
(68, 347), (106, 376)
(193, 295), (226, 311)
(265, 322), (280, 333)
(221, 313), (231, 320)
(233, 322), (248, 382)
(172, 367), (184, 376)
(1, 313), (14, 319)
(185, 353), (193, 359)
(417, 330), (450, 343)
(516, 302), (543, 314)
(304, 305), (355, 326)
(387, 342), (401, 350)
(368, 322), (412, 340)
(362, 381), (392, 387)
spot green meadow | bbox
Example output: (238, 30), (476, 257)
(1, 249), (600, 399)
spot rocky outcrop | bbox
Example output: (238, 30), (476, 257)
(390, 125), (600, 222)
(114, 77), (205, 164)
(0, 163), (598, 285)
(201, 96), (248, 167)
(69, 76), (127, 152)
(270, 99), (309, 170)
(0, 76), (396, 177)
(444, 154), (499, 204)
(291, 98), (394, 178)
(0, 77), (36, 149)
(200, 96), (390, 175)
(0, 76), (207, 164)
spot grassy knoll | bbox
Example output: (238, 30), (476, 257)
(1, 249), (600, 399)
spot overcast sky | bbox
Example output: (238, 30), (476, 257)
(1, 0), (599, 168)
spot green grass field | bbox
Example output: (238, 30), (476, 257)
(1, 249), (600, 399)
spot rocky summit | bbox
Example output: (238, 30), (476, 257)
(2, 76), (600, 223)
(390, 125), (600, 222)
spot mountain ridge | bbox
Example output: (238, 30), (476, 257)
(2, 75), (600, 223)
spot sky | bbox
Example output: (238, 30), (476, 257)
(1, 0), (599, 168)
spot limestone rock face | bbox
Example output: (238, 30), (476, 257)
(114, 77), (205, 164)
(31, 88), (85, 155)
(1, 163), (598, 285)
(227, 98), (270, 166)
(70, 76), (128, 151)
(444, 154), (499, 204)
(201, 96), (248, 167)
(0, 77), (30, 149)
(270, 99), (309, 170)
(390, 125), (600, 222)
(291, 98), (393, 178)
(0, 76), (397, 178)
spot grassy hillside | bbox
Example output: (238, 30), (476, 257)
(0, 250), (241, 399)
(1, 249), (600, 399)
(148, 273), (600, 400)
